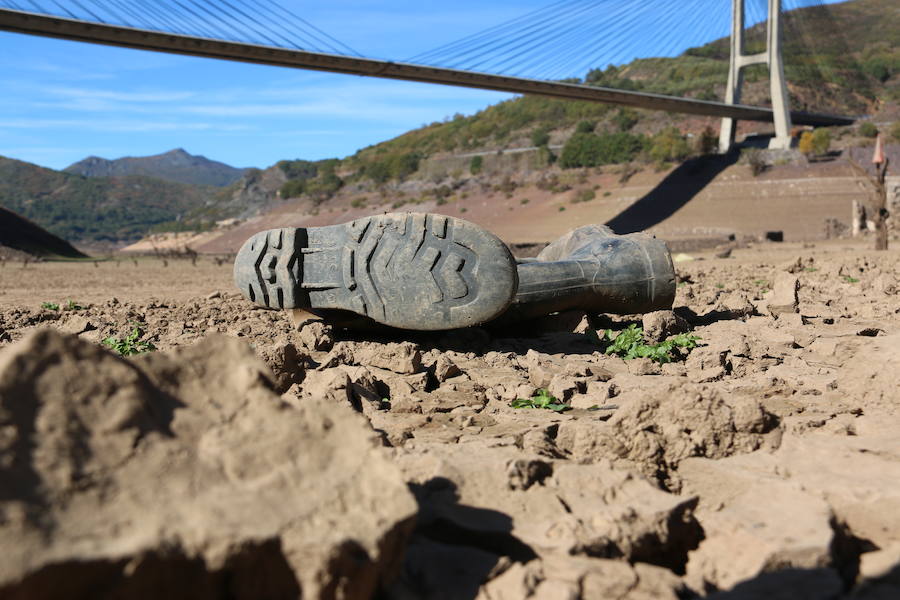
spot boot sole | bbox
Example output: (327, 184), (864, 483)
(233, 212), (517, 330)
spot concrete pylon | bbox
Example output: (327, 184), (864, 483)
(719, 0), (794, 153)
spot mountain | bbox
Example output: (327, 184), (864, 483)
(65, 148), (249, 187)
(0, 156), (220, 242)
(0, 205), (86, 259)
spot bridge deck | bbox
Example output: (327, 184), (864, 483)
(0, 8), (854, 127)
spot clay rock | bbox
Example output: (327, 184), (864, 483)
(559, 384), (780, 486)
(642, 310), (690, 343)
(289, 310), (335, 351)
(475, 555), (685, 600)
(0, 329), (416, 600)
(57, 315), (94, 335)
(254, 340), (307, 393)
(432, 354), (462, 382)
(715, 291), (757, 320)
(322, 341), (423, 375)
(767, 272), (799, 316)
(397, 442), (701, 570)
(682, 460), (836, 592)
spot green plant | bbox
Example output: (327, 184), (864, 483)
(843, 275), (860, 283)
(511, 388), (570, 412)
(559, 131), (646, 169)
(572, 188), (596, 203)
(469, 155), (483, 175)
(576, 120), (596, 134)
(102, 325), (156, 356)
(558, 206), (566, 212)
(612, 108), (639, 132)
(531, 127), (551, 147)
(696, 126), (718, 155)
(649, 127), (692, 164)
(590, 324), (700, 364)
(279, 179), (306, 199)
(40, 301), (59, 311)
(65, 299), (84, 310)
(754, 279), (770, 288)
(800, 128), (832, 156)
(858, 122), (879, 138)
(804, 267), (819, 273)
(520, 198), (530, 205)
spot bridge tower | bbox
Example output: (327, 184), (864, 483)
(719, 0), (793, 152)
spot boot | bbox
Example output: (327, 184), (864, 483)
(233, 213), (518, 331)
(498, 224), (675, 322)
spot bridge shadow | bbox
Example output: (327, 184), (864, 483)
(604, 151), (740, 234)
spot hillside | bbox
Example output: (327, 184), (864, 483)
(0, 156), (220, 242)
(260, 0), (896, 211)
(0, 205), (86, 259)
(65, 148), (249, 187)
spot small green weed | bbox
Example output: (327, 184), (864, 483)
(843, 275), (860, 283)
(102, 325), (157, 356)
(590, 324), (700, 364)
(42, 299), (84, 311)
(715, 283), (725, 289)
(754, 279), (770, 288)
(804, 267), (818, 273)
(511, 388), (570, 412)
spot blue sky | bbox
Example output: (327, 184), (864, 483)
(0, 0), (844, 171)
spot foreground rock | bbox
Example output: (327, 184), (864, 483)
(0, 329), (417, 600)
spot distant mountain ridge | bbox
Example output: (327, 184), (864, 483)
(65, 148), (250, 187)
(0, 156), (220, 242)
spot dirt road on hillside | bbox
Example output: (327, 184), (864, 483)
(1, 239), (899, 599)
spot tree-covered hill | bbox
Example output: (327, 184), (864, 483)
(329, 0), (895, 185)
(0, 156), (219, 242)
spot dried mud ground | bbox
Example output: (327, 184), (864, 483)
(1, 238), (900, 600)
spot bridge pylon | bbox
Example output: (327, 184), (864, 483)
(719, 0), (793, 153)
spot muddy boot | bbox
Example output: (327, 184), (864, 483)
(500, 225), (675, 322)
(233, 213), (518, 331)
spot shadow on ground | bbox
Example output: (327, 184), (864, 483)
(604, 152), (740, 234)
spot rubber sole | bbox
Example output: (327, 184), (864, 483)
(233, 213), (518, 331)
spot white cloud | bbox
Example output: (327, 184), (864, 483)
(0, 118), (252, 133)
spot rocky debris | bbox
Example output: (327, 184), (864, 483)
(393, 440), (702, 595)
(321, 341), (423, 375)
(0, 329), (417, 599)
(472, 555), (687, 600)
(291, 310), (334, 352)
(557, 384), (781, 487)
(642, 310), (690, 342)
(2, 246), (900, 598)
(679, 419), (900, 594)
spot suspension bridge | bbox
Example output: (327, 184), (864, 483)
(0, 0), (855, 152)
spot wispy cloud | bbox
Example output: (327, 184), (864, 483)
(0, 118), (252, 133)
